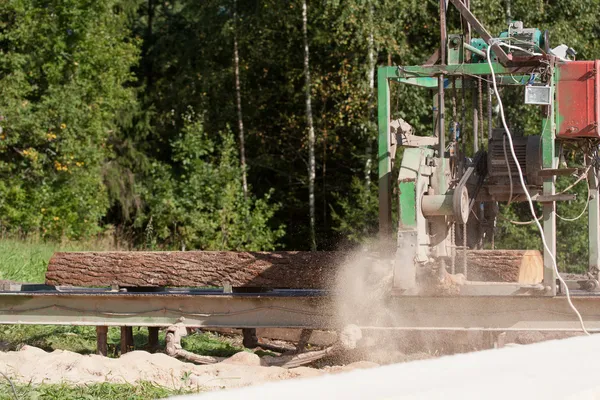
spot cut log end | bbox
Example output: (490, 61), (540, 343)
(466, 249), (543, 284)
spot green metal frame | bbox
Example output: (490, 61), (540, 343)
(378, 61), (558, 294)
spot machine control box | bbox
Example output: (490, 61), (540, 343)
(557, 60), (600, 139)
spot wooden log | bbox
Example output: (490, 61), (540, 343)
(465, 250), (543, 284)
(45, 251), (343, 289)
(45, 249), (542, 289)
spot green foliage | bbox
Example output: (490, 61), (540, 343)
(137, 117), (284, 250)
(331, 177), (378, 246)
(0, 0), (597, 255)
(0, 0), (139, 240)
(0, 381), (194, 400)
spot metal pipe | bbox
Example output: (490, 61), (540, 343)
(422, 195), (454, 216)
(440, 0), (446, 65)
(439, 77), (446, 158)
(463, 0), (471, 48)
(464, 42), (486, 58)
(487, 80), (493, 142)
(473, 86), (479, 153)
(587, 155), (600, 278)
(439, 0), (446, 159)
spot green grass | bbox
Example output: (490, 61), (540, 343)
(0, 325), (246, 358)
(0, 238), (112, 283)
(0, 381), (195, 399)
(0, 239), (60, 283)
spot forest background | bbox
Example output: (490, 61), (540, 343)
(0, 0), (597, 272)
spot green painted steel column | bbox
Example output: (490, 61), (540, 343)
(378, 68), (393, 241)
(542, 72), (557, 295)
(398, 181), (417, 228)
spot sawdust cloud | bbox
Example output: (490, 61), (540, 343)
(332, 249), (395, 330)
(327, 246), (434, 364)
(328, 244), (482, 363)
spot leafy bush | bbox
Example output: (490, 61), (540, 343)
(136, 118), (284, 250)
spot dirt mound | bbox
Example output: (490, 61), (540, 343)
(0, 346), (325, 390)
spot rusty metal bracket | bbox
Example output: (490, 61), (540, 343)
(424, 48), (441, 66)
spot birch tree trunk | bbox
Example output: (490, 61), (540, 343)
(302, 0), (317, 251)
(233, 0), (248, 197)
(365, 3), (375, 188)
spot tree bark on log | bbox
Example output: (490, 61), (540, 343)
(45, 250), (543, 289)
(45, 251), (344, 289)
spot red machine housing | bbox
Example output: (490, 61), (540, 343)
(557, 60), (600, 139)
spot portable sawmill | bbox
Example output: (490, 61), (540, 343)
(1, 0), (600, 360)
(378, 3), (600, 298)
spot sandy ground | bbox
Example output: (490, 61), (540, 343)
(176, 334), (600, 400)
(0, 330), (580, 392)
(0, 346), (381, 391)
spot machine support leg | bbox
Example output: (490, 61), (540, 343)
(588, 161), (600, 278)
(148, 327), (159, 353)
(296, 329), (313, 354)
(120, 326), (134, 355)
(96, 326), (108, 356)
(542, 189), (557, 294)
(242, 328), (259, 348)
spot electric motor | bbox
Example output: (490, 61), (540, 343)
(487, 128), (543, 187)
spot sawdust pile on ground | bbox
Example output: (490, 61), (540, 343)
(0, 346), (379, 390)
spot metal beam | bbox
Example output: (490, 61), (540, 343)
(447, 0), (510, 65)
(0, 290), (332, 329)
(1, 289), (600, 331)
(388, 64), (538, 79)
(423, 48), (440, 66)
(391, 76), (535, 89)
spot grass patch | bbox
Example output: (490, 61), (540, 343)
(0, 381), (196, 399)
(0, 325), (246, 358)
(0, 238), (114, 283)
(181, 332), (244, 358)
(0, 239), (60, 283)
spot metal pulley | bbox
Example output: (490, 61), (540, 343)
(420, 185), (470, 224)
(453, 185), (470, 224)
